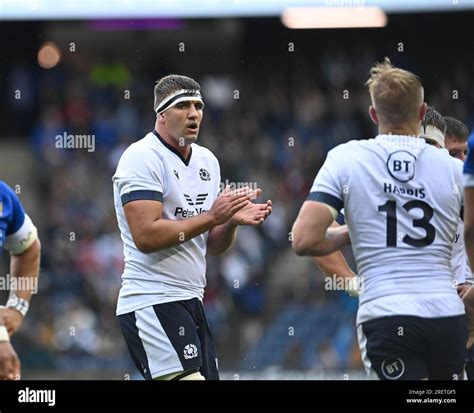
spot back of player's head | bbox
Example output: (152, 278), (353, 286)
(444, 117), (469, 142)
(154, 74), (201, 113)
(421, 106), (446, 148)
(365, 58), (423, 126)
(423, 106), (446, 135)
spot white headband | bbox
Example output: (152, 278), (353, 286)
(155, 89), (204, 114)
(420, 124), (445, 148)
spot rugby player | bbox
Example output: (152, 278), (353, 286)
(113, 75), (271, 380)
(292, 59), (466, 380)
(0, 181), (41, 379)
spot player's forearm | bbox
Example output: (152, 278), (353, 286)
(134, 213), (218, 253)
(294, 225), (350, 256)
(311, 226), (350, 256)
(9, 239), (41, 303)
(313, 251), (355, 279)
(206, 220), (238, 256)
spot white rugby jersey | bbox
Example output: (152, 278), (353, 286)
(113, 131), (220, 315)
(452, 220), (472, 284)
(309, 134), (465, 324)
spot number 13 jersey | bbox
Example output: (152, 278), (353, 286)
(309, 134), (464, 324)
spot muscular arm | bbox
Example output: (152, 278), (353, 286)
(312, 220), (354, 278)
(124, 190), (252, 253)
(1, 238), (41, 337)
(292, 201), (350, 256)
(10, 239), (41, 304)
(207, 220), (238, 256)
(124, 200), (218, 253)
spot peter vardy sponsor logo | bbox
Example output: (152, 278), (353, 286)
(18, 387), (56, 407)
(174, 207), (208, 218)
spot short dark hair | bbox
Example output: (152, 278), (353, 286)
(444, 116), (469, 142)
(422, 106), (446, 135)
(154, 74), (201, 112)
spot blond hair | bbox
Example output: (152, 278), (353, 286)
(366, 58), (423, 125)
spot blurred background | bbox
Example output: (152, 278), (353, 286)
(0, 0), (473, 379)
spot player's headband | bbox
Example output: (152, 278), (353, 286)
(420, 124), (445, 148)
(155, 89), (204, 114)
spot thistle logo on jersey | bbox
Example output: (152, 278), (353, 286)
(387, 150), (416, 183)
(184, 193), (208, 206)
(199, 168), (211, 181)
(183, 344), (198, 359)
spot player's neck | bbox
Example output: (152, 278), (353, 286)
(155, 128), (192, 159)
(378, 124), (420, 137)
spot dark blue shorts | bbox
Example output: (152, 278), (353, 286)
(358, 314), (467, 380)
(118, 298), (219, 380)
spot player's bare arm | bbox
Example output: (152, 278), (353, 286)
(312, 220), (355, 279)
(207, 187), (272, 256)
(124, 190), (252, 253)
(292, 201), (350, 256)
(0, 239), (41, 336)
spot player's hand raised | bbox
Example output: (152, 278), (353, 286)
(0, 307), (24, 336)
(230, 188), (272, 226)
(208, 186), (254, 226)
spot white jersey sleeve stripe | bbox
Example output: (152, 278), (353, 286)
(4, 213), (38, 255)
(464, 174), (474, 188)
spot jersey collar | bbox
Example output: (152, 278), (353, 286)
(153, 130), (192, 166)
(375, 134), (427, 148)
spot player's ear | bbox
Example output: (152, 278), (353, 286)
(419, 102), (427, 122)
(369, 105), (378, 125)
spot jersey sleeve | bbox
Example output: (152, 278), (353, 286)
(464, 175), (474, 188)
(113, 144), (165, 206)
(0, 182), (38, 254)
(307, 146), (345, 213)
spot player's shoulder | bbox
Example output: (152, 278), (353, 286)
(464, 134), (474, 174)
(0, 180), (16, 199)
(327, 138), (371, 157)
(433, 148), (464, 173)
(191, 142), (218, 162)
(118, 133), (157, 162)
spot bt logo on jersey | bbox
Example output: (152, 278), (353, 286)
(387, 150), (416, 182)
